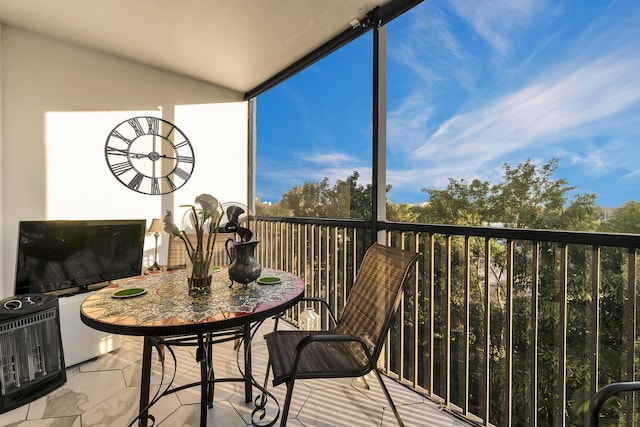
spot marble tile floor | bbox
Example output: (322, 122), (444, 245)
(1, 320), (468, 427)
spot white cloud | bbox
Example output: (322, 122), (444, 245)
(261, 150), (370, 193)
(398, 1), (640, 162)
(387, 92), (434, 152)
(448, 0), (548, 56)
(300, 151), (359, 165)
(390, 5), (479, 90)
(413, 49), (640, 165)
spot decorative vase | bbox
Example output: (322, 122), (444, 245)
(225, 239), (261, 287)
(186, 250), (212, 297)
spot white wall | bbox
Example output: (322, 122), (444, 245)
(0, 26), (249, 298)
(0, 25), (4, 299)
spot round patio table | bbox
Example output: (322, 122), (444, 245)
(80, 267), (304, 427)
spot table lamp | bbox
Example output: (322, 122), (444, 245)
(147, 218), (164, 271)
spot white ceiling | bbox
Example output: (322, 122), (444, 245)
(0, 0), (392, 96)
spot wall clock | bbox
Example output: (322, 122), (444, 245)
(104, 116), (195, 195)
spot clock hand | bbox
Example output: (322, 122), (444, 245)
(106, 150), (149, 158)
(110, 151), (178, 161)
(127, 152), (169, 159)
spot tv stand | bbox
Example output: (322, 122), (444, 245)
(49, 282), (110, 297)
(57, 289), (120, 366)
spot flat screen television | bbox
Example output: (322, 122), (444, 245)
(15, 219), (146, 295)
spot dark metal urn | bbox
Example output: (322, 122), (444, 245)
(226, 239), (261, 287)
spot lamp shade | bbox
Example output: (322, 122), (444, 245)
(147, 218), (164, 234)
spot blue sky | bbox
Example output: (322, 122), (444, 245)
(257, 0), (640, 208)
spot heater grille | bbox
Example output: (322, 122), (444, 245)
(0, 296), (66, 413)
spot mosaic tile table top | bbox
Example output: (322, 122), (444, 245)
(80, 267), (304, 336)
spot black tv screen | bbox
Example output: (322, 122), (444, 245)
(15, 220), (146, 295)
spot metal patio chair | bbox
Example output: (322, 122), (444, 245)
(261, 243), (420, 427)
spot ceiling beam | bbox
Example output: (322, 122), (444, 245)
(244, 0), (423, 100)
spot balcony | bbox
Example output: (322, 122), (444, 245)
(255, 216), (640, 426)
(6, 215), (638, 426)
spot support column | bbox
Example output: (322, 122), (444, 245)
(372, 20), (387, 244)
(247, 99), (257, 211)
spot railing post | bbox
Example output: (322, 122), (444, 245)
(530, 242), (540, 425)
(445, 235), (452, 404)
(463, 236), (471, 417)
(428, 233), (435, 396)
(504, 240), (514, 426)
(624, 248), (637, 426)
(590, 245), (601, 418)
(557, 244), (568, 427)
(483, 238), (491, 424)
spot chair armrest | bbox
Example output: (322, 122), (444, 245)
(297, 332), (366, 346)
(300, 297), (338, 326)
(588, 381), (640, 427)
(268, 297), (338, 334)
(293, 332), (375, 367)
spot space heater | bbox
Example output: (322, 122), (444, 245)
(0, 294), (66, 413)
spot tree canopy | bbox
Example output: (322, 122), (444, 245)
(256, 157), (637, 233)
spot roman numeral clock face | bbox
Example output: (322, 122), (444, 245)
(105, 116), (195, 195)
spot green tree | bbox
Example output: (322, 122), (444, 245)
(419, 178), (491, 225)
(600, 200), (640, 233)
(273, 171), (375, 219)
(488, 158), (574, 228)
(417, 158), (597, 230)
(280, 177), (333, 217)
(386, 201), (422, 222)
(255, 197), (292, 216)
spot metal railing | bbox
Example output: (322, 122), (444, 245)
(254, 216), (640, 427)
